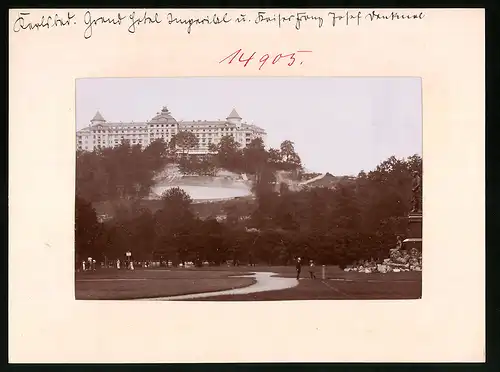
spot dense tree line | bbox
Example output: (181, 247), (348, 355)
(76, 142), (422, 267)
(77, 134), (303, 203)
(76, 139), (172, 202)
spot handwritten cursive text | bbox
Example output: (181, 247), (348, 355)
(13, 11), (76, 33)
(255, 11), (323, 30)
(10, 10), (427, 40)
(83, 11), (126, 39)
(328, 11), (362, 27)
(166, 13), (231, 34)
(365, 11), (425, 21)
(219, 49), (313, 70)
(128, 11), (162, 34)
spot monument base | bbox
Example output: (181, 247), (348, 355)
(406, 212), (422, 251)
(403, 238), (422, 252)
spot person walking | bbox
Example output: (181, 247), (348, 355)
(309, 260), (316, 279)
(295, 257), (302, 280)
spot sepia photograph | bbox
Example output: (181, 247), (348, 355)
(75, 77), (423, 301)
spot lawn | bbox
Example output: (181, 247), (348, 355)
(75, 266), (421, 300)
(192, 276), (422, 301)
(75, 269), (255, 300)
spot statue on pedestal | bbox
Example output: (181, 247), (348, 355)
(411, 171), (422, 213)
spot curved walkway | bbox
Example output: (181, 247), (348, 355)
(138, 272), (299, 301)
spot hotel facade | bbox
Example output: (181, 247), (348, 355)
(76, 106), (267, 154)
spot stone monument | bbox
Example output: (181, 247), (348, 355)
(411, 171), (422, 213)
(406, 171), (422, 251)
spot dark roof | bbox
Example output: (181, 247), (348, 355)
(302, 173), (339, 188)
(180, 120), (228, 127)
(78, 122), (148, 131)
(227, 108), (241, 119)
(77, 107), (267, 134)
(91, 111), (105, 122)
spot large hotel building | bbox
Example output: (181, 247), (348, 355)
(76, 106), (267, 154)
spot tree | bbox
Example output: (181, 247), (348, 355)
(178, 156), (217, 176)
(207, 143), (218, 154)
(243, 138), (269, 180)
(75, 123), (422, 269)
(76, 139), (172, 203)
(195, 219), (227, 265)
(171, 131), (198, 157)
(224, 204), (240, 226)
(154, 187), (195, 264)
(159, 187), (193, 215)
(279, 140), (302, 170)
(129, 209), (156, 260)
(143, 138), (169, 170)
(212, 135), (243, 172)
(75, 196), (100, 264)
(279, 182), (290, 195)
(268, 148), (282, 168)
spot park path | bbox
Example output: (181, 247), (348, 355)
(138, 272), (298, 301)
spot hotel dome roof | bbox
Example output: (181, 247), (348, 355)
(150, 106), (178, 124)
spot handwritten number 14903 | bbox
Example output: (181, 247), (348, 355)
(219, 49), (312, 70)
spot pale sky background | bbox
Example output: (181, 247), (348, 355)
(76, 77), (422, 175)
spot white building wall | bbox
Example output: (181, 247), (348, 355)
(76, 109), (267, 153)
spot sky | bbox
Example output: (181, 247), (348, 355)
(76, 77), (422, 176)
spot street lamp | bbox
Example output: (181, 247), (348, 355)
(126, 251), (133, 270)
